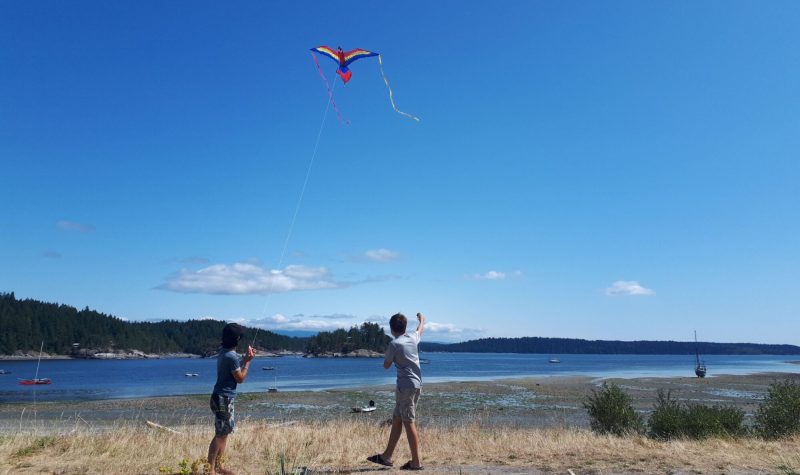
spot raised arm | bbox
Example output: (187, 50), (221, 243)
(232, 345), (256, 383)
(416, 312), (425, 337)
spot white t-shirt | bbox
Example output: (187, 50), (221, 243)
(385, 331), (422, 389)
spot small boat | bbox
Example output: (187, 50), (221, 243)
(20, 341), (50, 386)
(18, 378), (52, 385)
(548, 358), (561, 364)
(0, 369), (11, 375)
(185, 373), (199, 377)
(262, 366), (276, 371)
(694, 331), (707, 378)
(419, 359), (431, 365)
(352, 400), (376, 413)
(267, 387), (278, 393)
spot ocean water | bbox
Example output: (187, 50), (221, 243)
(1, 353), (798, 402)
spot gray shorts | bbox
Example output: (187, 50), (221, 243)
(393, 387), (421, 422)
(210, 393), (235, 436)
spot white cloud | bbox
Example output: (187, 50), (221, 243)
(57, 220), (95, 233)
(364, 248), (401, 262)
(605, 280), (655, 296)
(467, 270), (524, 281)
(423, 321), (485, 342)
(250, 313), (362, 332)
(221, 312), (483, 342)
(160, 263), (342, 295)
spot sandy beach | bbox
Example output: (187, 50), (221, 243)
(2, 372), (800, 474)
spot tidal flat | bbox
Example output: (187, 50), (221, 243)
(2, 372), (797, 431)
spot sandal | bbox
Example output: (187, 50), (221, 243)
(401, 461), (424, 470)
(367, 454), (393, 467)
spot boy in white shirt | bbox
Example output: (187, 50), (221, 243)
(368, 312), (425, 471)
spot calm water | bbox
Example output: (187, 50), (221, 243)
(1, 353), (798, 402)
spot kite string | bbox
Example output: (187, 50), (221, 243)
(378, 55), (420, 122)
(251, 76), (337, 346)
(311, 52), (349, 125)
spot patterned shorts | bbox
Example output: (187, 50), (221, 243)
(210, 394), (235, 436)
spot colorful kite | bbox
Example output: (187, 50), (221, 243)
(310, 46), (378, 84)
(310, 45), (420, 122)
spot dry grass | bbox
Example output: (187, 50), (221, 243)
(2, 419), (800, 474)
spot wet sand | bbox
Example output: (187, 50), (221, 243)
(4, 371), (798, 433)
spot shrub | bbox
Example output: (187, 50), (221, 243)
(755, 379), (800, 439)
(648, 390), (684, 439)
(648, 389), (745, 439)
(682, 404), (745, 438)
(583, 382), (643, 435)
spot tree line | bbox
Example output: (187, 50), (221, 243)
(305, 322), (390, 355)
(420, 336), (800, 355)
(0, 292), (307, 355)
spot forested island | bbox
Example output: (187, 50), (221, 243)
(420, 337), (800, 355)
(0, 293), (388, 357)
(305, 323), (390, 356)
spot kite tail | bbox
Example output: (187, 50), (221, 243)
(378, 55), (420, 122)
(311, 52), (349, 125)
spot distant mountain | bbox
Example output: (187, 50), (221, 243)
(0, 292), (307, 356)
(420, 337), (800, 355)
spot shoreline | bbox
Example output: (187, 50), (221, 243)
(3, 371), (799, 431)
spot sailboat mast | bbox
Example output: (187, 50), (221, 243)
(34, 340), (44, 380)
(694, 331), (700, 365)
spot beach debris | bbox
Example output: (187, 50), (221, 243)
(352, 400), (377, 413)
(145, 420), (183, 435)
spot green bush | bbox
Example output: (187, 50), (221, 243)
(755, 380), (800, 439)
(648, 389), (745, 439)
(583, 382), (643, 435)
(683, 404), (745, 438)
(648, 390), (684, 439)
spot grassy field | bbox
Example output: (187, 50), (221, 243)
(2, 419), (800, 474)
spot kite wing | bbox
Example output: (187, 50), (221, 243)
(341, 48), (379, 67)
(310, 46), (341, 65)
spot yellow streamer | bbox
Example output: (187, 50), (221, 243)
(378, 55), (420, 122)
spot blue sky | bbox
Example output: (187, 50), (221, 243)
(2, 1), (798, 344)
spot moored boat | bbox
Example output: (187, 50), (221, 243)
(694, 331), (707, 378)
(18, 378), (52, 385)
(20, 341), (50, 386)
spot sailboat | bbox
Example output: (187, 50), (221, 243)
(18, 341), (52, 385)
(694, 331), (707, 378)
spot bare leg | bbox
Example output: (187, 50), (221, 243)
(381, 416), (404, 463)
(403, 420), (422, 468)
(208, 435), (233, 475)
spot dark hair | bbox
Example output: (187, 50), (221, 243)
(389, 313), (407, 335)
(221, 323), (246, 349)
